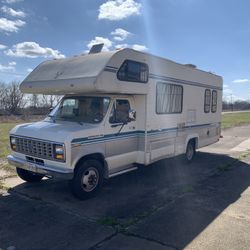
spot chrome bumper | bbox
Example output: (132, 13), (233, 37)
(7, 155), (74, 180)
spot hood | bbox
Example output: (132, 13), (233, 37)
(10, 120), (99, 143)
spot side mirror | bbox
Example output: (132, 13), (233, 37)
(49, 107), (54, 112)
(128, 109), (136, 122)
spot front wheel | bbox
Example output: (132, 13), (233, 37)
(16, 167), (44, 182)
(69, 159), (104, 200)
(185, 140), (196, 163)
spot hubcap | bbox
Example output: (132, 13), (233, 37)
(82, 167), (99, 192)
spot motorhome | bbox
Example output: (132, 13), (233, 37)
(8, 47), (222, 199)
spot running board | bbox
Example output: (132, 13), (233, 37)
(109, 166), (138, 178)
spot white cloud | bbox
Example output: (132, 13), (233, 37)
(111, 28), (131, 41)
(223, 84), (228, 88)
(98, 0), (141, 21)
(2, 0), (22, 3)
(27, 68), (33, 73)
(87, 36), (113, 52)
(0, 61), (16, 72)
(0, 17), (25, 33)
(0, 44), (7, 49)
(115, 43), (129, 49)
(9, 61), (16, 66)
(115, 43), (148, 51)
(232, 79), (249, 83)
(5, 42), (65, 59)
(131, 44), (148, 51)
(1, 6), (26, 18)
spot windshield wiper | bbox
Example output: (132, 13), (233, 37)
(77, 121), (84, 126)
(48, 115), (56, 123)
(112, 122), (128, 136)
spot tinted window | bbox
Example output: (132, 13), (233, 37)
(204, 89), (211, 113)
(211, 90), (217, 113)
(109, 99), (131, 124)
(117, 60), (148, 83)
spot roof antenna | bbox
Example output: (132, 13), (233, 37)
(88, 43), (104, 54)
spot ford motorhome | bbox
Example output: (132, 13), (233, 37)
(7, 48), (222, 199)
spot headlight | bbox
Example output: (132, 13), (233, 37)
(10, 136), (16, 150)
(54, 144), (65, 161)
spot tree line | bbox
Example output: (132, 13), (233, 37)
(1, 81), (250, 115)
(222, 100), (250, 112)
(0, 81), (61, 115)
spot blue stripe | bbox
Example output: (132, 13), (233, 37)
(102, 67), (222, 90)
(149, 74), (222, 90)
(71, 123), (216, 145)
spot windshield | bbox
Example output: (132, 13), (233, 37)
(49, 96), (110, 124)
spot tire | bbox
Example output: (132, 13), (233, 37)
(185, 140), (196, 163)
(69, 159), (104, 200)
(16, 167), (44, 183)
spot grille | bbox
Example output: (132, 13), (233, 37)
(15, 137), (54, 160)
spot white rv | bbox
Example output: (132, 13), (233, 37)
(8, 48), (222, 199)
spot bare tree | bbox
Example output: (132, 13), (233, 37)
(41, 94), (62, 108)
(2, 81), (27, 114)
(0, 82), (6, 110)
(30, 94), (40, 108)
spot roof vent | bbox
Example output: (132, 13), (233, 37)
(184, 64), (197, 69)
(88, 43), (104, 54)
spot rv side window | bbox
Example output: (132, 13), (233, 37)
(156, 82), (183, 114)
(109, 99), (131, 124)
(211, 90), (217, 113)
(204, 89), (211, 113)
(117, 60), (148, 83)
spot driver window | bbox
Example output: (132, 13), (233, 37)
(109, 99), (130, 124)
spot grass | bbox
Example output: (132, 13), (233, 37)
(222, 112), (250, 129)
(97, 217), (120, 227)
(0, 122), (19, 158)
(0, 122), (19, 173)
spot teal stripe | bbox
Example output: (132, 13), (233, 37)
(149, 74), (222, 90)
(103, 66), (222, 90)
(71, 123), (217, 145)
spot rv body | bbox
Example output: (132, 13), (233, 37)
(8, 48), (222, 199)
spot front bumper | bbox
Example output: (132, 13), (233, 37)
(7, 155), (74, 180)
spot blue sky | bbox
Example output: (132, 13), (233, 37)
(0, 0), (250, 101)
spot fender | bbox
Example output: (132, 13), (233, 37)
(71, 143), (106, 170)
(185, 134), (199, 149)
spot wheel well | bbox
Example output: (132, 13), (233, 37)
(188, 138), (198, 149)
(74, 153), (108, 178)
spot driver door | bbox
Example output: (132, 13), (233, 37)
(105, 98), (138, 174)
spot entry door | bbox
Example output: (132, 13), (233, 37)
(105, 98), (138, 174)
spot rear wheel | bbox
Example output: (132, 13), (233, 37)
(69, 159), (104, 200)
(16, 167), (44, 182)
(185, 140), (196, 163)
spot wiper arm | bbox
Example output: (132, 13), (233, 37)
(77, 121), (84, 126)
(48, 115), (56, 123)
(112, 122), (127, 136)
